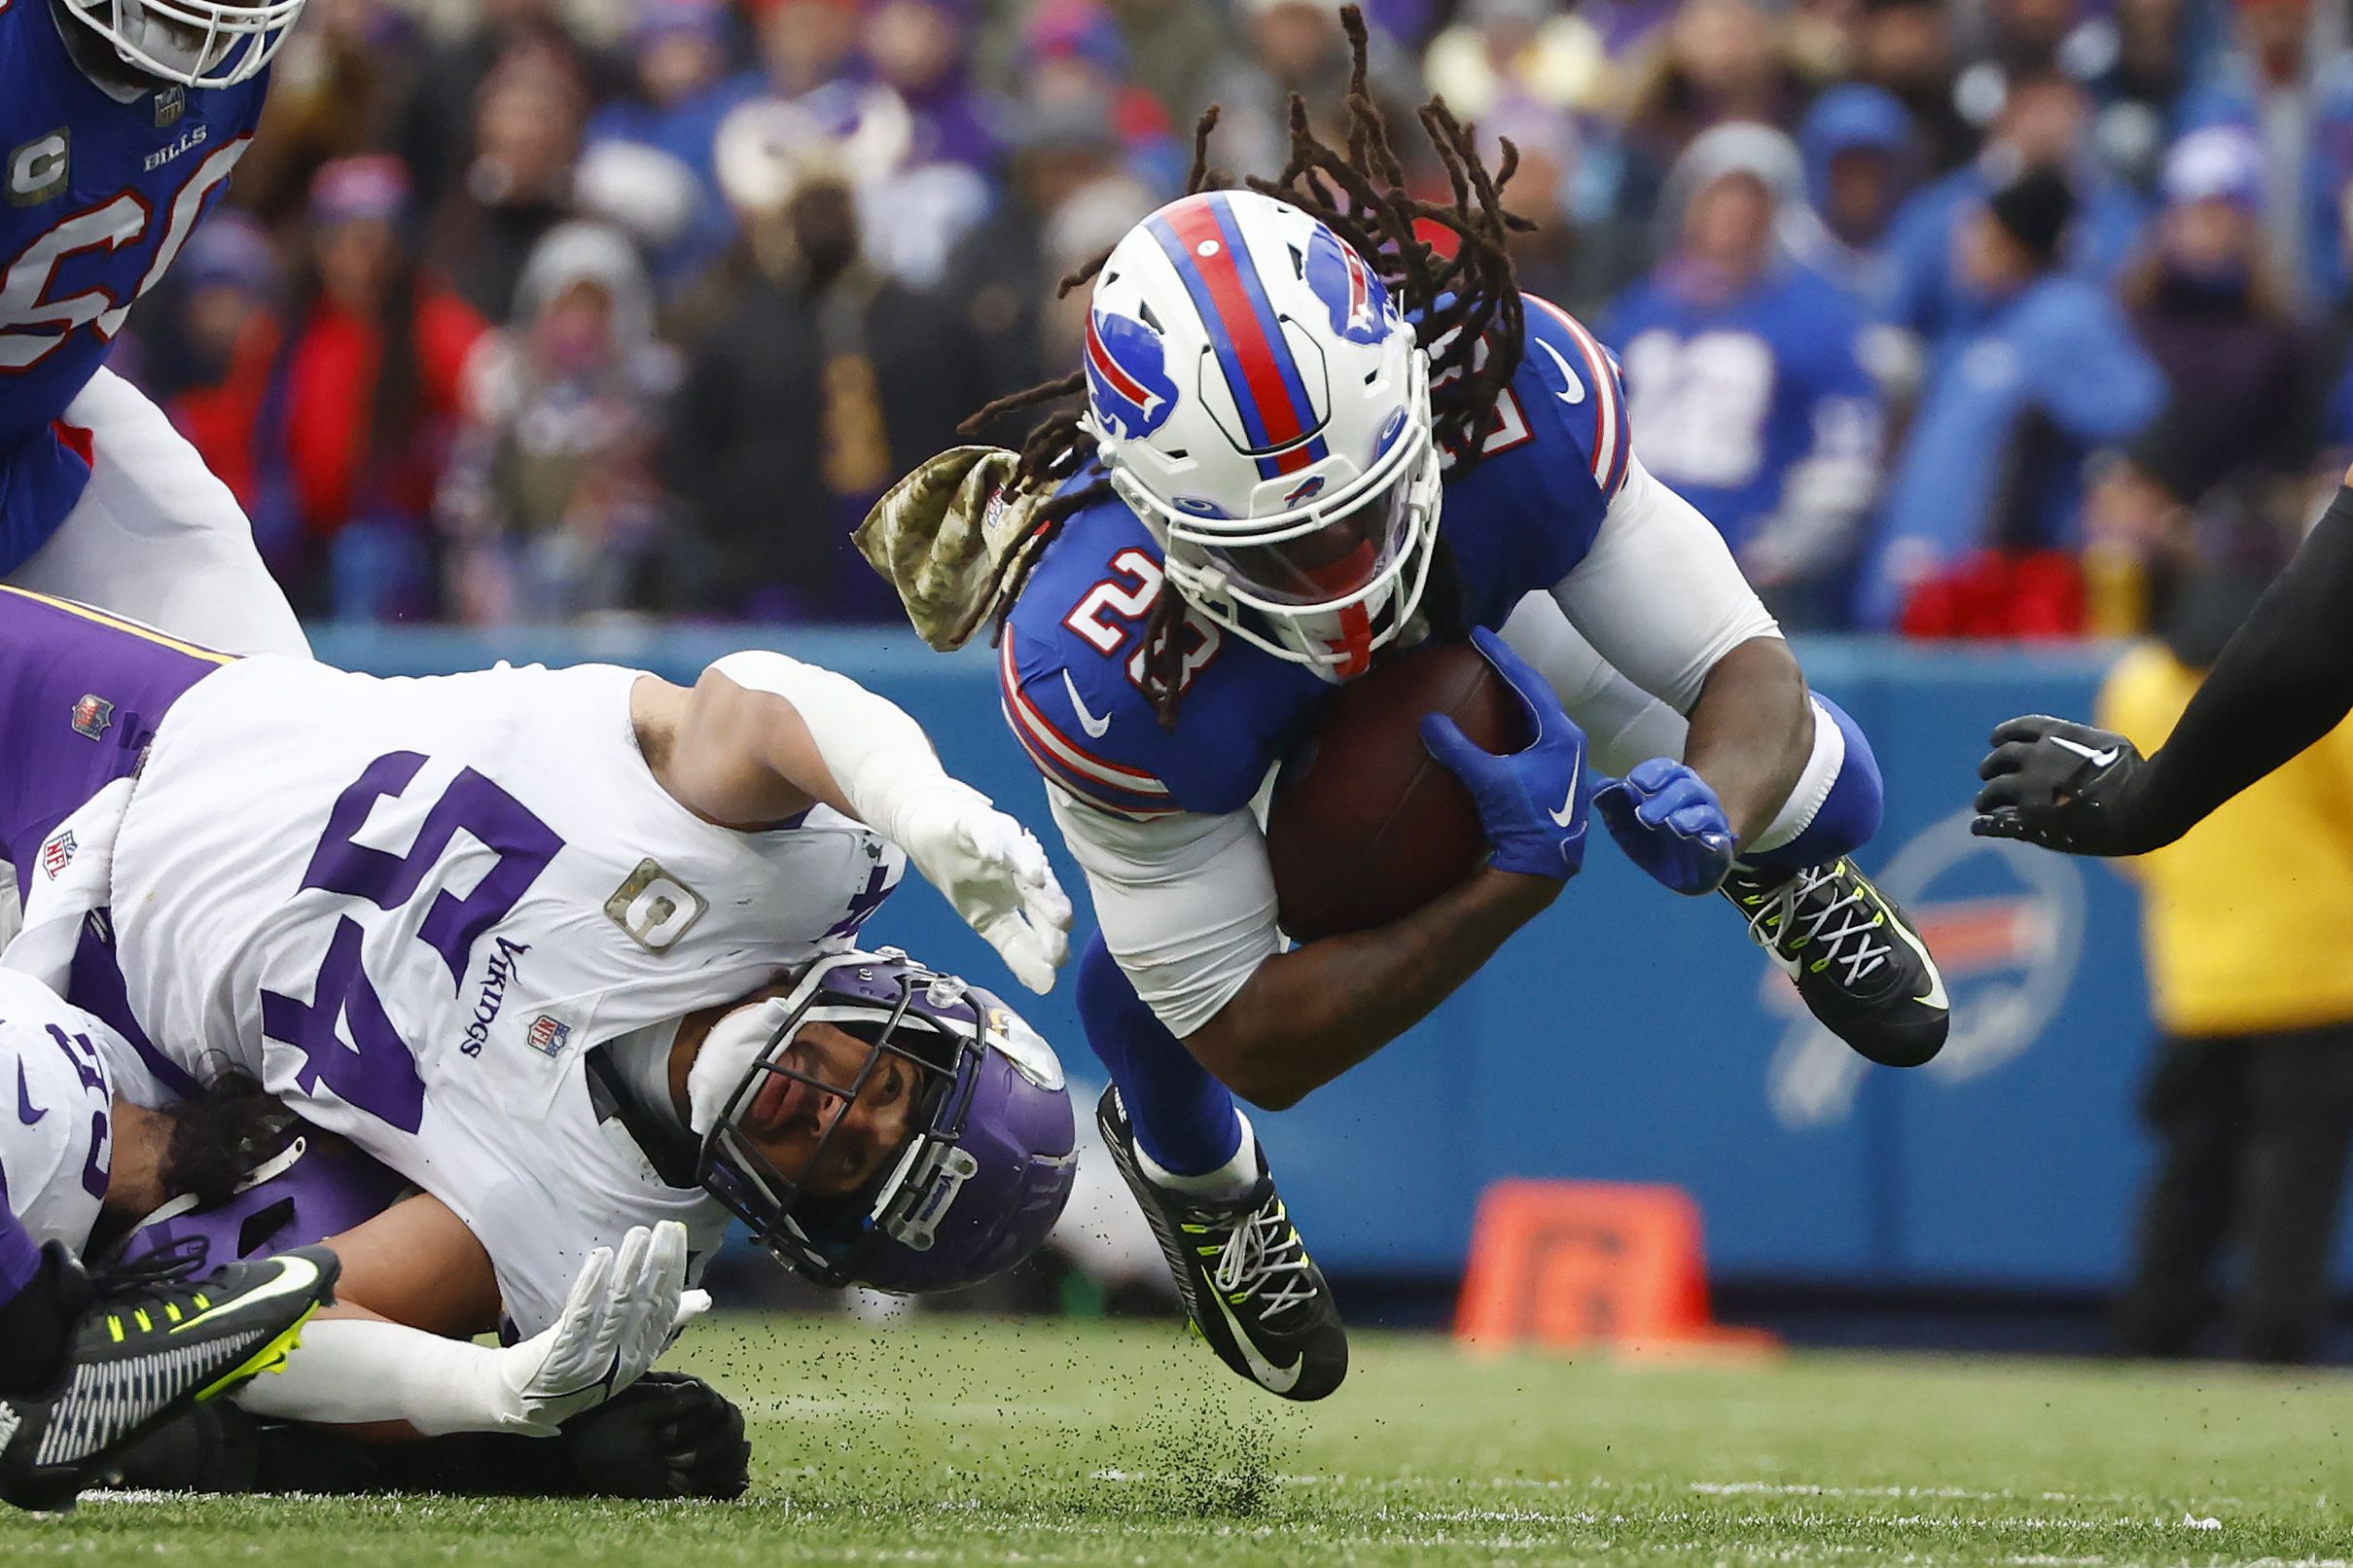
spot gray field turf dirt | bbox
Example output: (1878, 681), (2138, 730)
(11, 1312), (2350, 1565)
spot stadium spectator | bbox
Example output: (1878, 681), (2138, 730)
(945, 90), (1130, 427)
(1853, 0), (1978, 173)
(1863, 163), (2165, 632)
(579, 0), (746, 289)
(864, 0), (1008, 174)
(2099, 570), (2353, 1365)
(1421, 0), (1611, 121)
(2078, 0), (2196, 189)
(1622, 0), (1809, 168)
(440, 223), (691, 624)
(236, 0), (418, 225)
(2115, 127), (2315, 515)
(267, 157), (488, 621)
(1793, 82), (1922, 297)
(1099, 0), (1238, 130)
(395, 0), (609, 221)
(2176, 0), (2353, 308)
(1484, 102), (1594, 311)
(1019, 0), (1186, 193)
(428, 48), (591, 323)
(154, 215), (287, 516)
(666, 104), (989, 620)
(1879, 72), (2147, 361)
(1202, 0), (1367, 179)
(1604, 124), (1883, 626)
(742, 0), (864, 100)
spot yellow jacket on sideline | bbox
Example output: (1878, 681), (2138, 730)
(2099, 642), (2353, 1038)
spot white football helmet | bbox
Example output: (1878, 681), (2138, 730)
(1081, 189), (1440, 680)
(59, 0), (304, 89)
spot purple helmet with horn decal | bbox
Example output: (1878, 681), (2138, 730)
(695, 948), (1078, 1294)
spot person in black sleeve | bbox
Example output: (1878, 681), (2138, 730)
(1975, 468), (2353, 852)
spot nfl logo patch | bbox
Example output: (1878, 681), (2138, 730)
(41, 831), (74, 880)
(526, 1015), (571, 1058)
(154, 87), (185, 128)
(70, 694), (112, 740)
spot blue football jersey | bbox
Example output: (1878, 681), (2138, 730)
(0, 2), (268, 567)
(1000, 292), (1628, 819)
(1600, 265), (1877, 554)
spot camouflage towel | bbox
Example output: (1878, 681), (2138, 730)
(851, 445), (1060, 652)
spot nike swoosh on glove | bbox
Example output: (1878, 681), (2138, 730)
(1593, 758), (1736, 896)
(1418, 626), (1593, 881)
(893, 783), (1075, 994)
(1972, 714), (2153, 856)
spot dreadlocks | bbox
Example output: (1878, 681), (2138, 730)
(960, 4), (1533, 728)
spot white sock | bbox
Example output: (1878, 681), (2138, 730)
(1747, 695), (1846, 857)
(1135, 1112), (1260, 1206)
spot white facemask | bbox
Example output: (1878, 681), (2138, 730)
(685, 997), (797, 1139)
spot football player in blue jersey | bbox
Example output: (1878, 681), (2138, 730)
(876, 13), (1949, 1405)
(0, 0), (307, 655)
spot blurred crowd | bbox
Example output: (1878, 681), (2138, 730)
(119, 0), (2353, 631)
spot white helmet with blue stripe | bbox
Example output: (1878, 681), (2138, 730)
(1081, 188), (1440, 681)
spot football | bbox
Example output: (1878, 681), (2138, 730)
(1266, 640), (1525, 942)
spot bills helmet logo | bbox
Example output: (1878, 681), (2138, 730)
(1085, 309), (1180, 441)
(526, 1015), (572, 1058)
(41, 831), (74, 880)
(1305, 227), (1391, 346)
(1283, 474), (1327, 505)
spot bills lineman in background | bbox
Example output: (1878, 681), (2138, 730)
(0, 585), (1078, 1505)
(1976, 467), (2353, 853)
(1, 0), (307, 655)
(866, 12), (1947, 1406)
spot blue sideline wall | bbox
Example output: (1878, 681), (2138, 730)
(312, 626), (2329, 1292)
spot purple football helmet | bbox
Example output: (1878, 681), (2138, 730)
(696, 948), (1078, 1294)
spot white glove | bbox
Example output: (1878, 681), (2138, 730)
(499, 1221), (709, 1437)
(893, 781), (1074, 995)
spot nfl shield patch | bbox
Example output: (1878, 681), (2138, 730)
(526, 1015), (572, 1059)
(41, 831), (74, 880)
(70, 694), (112, 740)
(154, 87), (186, 128)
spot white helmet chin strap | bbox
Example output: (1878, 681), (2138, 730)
(1161, 527), (1436, 679)
(1135, 440), (1444, 679)
(685, 997), (798, 1138)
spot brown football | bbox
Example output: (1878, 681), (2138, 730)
(1266, 640), (1525, 942)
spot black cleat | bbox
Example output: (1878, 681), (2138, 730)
(1724, 856), (1948, 1068)
(0, 1241), (338, 1513)
(1096, 1087), (1346, 1402)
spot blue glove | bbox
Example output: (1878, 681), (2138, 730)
(1418, 627), (1591, 881)
(1592, 757), (1736, 896)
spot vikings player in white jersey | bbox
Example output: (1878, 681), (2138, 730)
(0, 585), (1079, 1495)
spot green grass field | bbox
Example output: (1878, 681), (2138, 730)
(15, 1313), (2352, 1566)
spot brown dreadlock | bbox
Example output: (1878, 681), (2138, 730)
(958, 4), (1534, 729)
